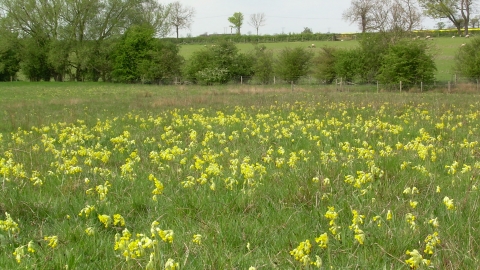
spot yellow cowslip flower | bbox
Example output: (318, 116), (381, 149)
(85, 227), (95, 236)
(248, 267), (257, 270)
(78, 205), (95, 218)
(158, 229), (174, 243)
(0, 212), (19, 234)
(311, 255), (322, 268)
(13, 245), (25, 263)
(324, 207), (338, 225)
(146, 253), (155, 270)
(405, 249), (430, 269)
(436, 186), (441, 193)
(27, 241), (35, 253)
(192, 234), (202, 245)
(98, 214), (112, 228)
(386, 210), (392, 221)
(354, 230), (365, 245)
(409, 200), (418, 209)
(443, 197), (455, 210)
(315, 233), (328, 249)
(312, 177), (320, 183)
(164, 258), (179, 270)
(424, 232), (441, 255)
(405, 213), (417, 230)
(289, 240), (312, 264)
(373, 215), (382, 227)
(44, 235), (58, 248)
(113, 214), (126, 227)
(429, 218), (439, 228)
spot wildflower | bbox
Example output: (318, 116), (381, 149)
(436, 186), (441, 193)
(354, 229), (365, 245)
(315, 233), (328, 249)
(312, 255), (322, 268)
(0, 212), (19, 234)
(98, 214), (112, 228)
(13, 245), (25, 263)
(386, 210), (393, 221)
(192, 234), (202, 245)
(158, 229), (174, 243)
(290, 240), (312, 265)
(424, 232), (441, 255)
(409, 200), (418, 209)
(44, 235), (58, 248)
(405, 213), (417, 230)
(443, 196), (455, 210)
(428, 218), (439, 228)
(324, 207), (338, 226)
(113, 214), (126, 227)
(164, 258), (179, 270)
(373, 215), (382, 227)
(78, 205), (95, 218)
(27, 241), (35, 253)
(248, 267), (257, 270)
(85, 227), (95, 236)
(405, 249), (430, 269)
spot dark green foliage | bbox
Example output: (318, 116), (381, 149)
(334, 49), (362, 83)
(455, 37), (480, 80)
(0, 31), (20, 81)
(312, 47), (337, 84)
(357, 33), (392, 83)
(183, 41), (254, 85)
(112, 25), (183, 83)
(377, 40), (436, 86)
(251, 45), (274, 84)
(20, 37), (54, 82)
(274, 47), (313, 83)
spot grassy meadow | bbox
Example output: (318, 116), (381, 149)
(1, 82), (480, 269)
(179, 36), (472, 82)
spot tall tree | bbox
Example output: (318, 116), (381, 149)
(248, 13), (265, 35)
(418, 0), (466, 35)
(343, 0), (376, 33)
(168, 1), (195, 39)
(228, 12), (244, 35)
(344, 0), (422, 33)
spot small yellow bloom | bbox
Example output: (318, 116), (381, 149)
(443, 196), (455, 210)
(436, 186), (441, 193)
(98, 214), (112, 228)
(113, 214), (126, 227)
(44, 235), (58, 248)
(192, 234), (202, 245)
(315, 233), (328, 249)
(386, 210), (392, 220)
(164, 258), (179, 270)
(85, 227), (95, 236)
(27, 241), (35, 253)
(409, 200), (418, 209)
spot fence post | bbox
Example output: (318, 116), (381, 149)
(274, 76), (276, 84)
(454, 74), (457, 85)
(291, 81), (294, 92)
(477, 79), (479, 91)
(421, 81), (423, 92)
(400, 81), (402, 92)
(241, 76), (243, 85)
(377, 81), (379, 93)
(448, 81), (451, 92)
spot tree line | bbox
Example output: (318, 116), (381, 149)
(0, 0), (194, 82)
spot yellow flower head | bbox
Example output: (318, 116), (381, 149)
(315, 233), (328, 249)
(192, 234), (202, 245)
(44, 235), (58, 248)
(443, 196), (455, 210)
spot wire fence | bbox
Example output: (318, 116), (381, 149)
(159, 75), (480, 93)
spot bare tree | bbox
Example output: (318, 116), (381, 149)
(248, 13), (266, 35)
(471, 15), (480, 28)
(344, 0), (422, 33)
(343, 0), (377, 33)
(168, 1), (195, 39)
(459, 0), (473, 35)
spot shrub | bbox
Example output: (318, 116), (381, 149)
(377, 40), (436, 86)
(455, 37), (480, 80)
(274, 47), (313, 83)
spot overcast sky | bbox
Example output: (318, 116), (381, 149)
(168, 0), (439, 37)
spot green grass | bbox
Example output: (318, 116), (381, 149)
(179, 37), (474, 82)
(1, 82), (480, 269)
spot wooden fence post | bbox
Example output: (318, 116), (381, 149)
(400, 81), (402, 92)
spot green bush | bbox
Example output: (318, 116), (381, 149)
(377, 40), (436, 86)
(312, 47), (337, 84)
(274, 47), (313, 83)
(455, 37), (480, 80)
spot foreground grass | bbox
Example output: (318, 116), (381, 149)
(1, 83), (480, 269)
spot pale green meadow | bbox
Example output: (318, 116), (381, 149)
(1, 82), (480, 269)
